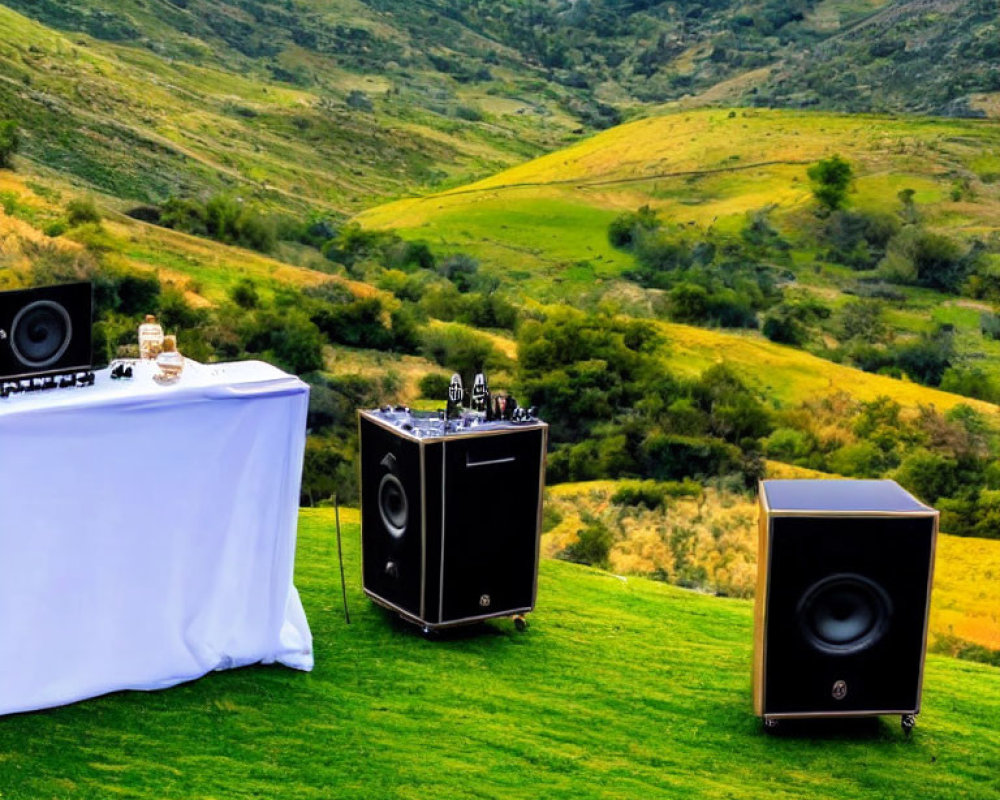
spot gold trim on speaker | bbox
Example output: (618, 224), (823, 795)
(753, 481), (770, 717)
(915, 511), (939, 716)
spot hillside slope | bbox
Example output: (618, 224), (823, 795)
(0, 3), (576, 214)
(0, 509), (996, 799)
(3, 0), (1000, 217)
(359, 107), (1000, 413)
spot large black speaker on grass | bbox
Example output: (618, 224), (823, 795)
(0, 283), (92, 380)
(359, 408), (547, 631)
(754, 479), (938, 732)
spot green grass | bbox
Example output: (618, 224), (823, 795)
(1, 509), (997, 799)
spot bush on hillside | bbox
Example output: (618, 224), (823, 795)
(420, 323), (509, 386)
(880, 228), (976, 293)
(160, 194), (277, 253)
(419, 372), (453, 399)
(0, 119), (19, 168)
(839, 299), (888, 343)
(230, 279), (260, 310)
(611, 479), (702, 510)
(558, 517), (614, 570)
(823, 209), (899, 269)
(807, 155), (853, 212)
(608, 205), (660, 248)
(66, 198), (102, 226)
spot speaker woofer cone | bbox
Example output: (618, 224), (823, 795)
(10, 300), (73, 369)
(378, 472), (408, 539)
(797, 573), (892, 655)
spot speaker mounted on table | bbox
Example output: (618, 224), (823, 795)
(754, 479), (938, 735)
(0, 282), (93, 382)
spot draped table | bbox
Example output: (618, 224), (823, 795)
(0, 359), (313, 715)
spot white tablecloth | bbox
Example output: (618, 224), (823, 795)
(0, 359), (313, 716)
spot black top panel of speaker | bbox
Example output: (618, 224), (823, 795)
(360, 407), (546, 442)
(762, 479), (933, 514)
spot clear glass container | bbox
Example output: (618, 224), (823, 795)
(153, 335), (184, 385)
(138, 314), (164, 360)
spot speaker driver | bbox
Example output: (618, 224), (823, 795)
(10, 300), (73, 369)
(378, 472), (408, 539)
(797, 574), (892, 655)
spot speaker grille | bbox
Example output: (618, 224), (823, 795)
(797, 573), (892, 655)
(10, 300), (73, 368)
(378, 472), (408, 539)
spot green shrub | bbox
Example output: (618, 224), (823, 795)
(420, 323), (507, 383)
(939, 366), (999, 402)
(311, 296), (393, 350)
(880, 228), (970, 292)
(558, 517), (614, 570)
(839, 299), (887, 342)
(893, 450), (960, 504)
(242, 309), (325, 374)
(608, 205), (659, 249)
(980, 311), (1000, 340)
(762, 308), (807, 345)
(0, 119), (19, 168)
(641, 434), (740, 481)
(763, 427), (813, 462)
(230, 279), (260, 310)
(807, 155), (853, 212)
(437, 253), (480, 292)
(66, 198), (102, 226)
(160, 194), (277, 253)
(418, 372), (452, 399)
(611, 479), (701, 509)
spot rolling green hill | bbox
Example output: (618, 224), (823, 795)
(359, 107), (1000, 394)
(0, 509), (997, 800)
(0, 2), (579, 214)
(3, 0), (1000, 216)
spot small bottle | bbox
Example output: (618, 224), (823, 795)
(138, 314), (164, 360)
(153, 335), (184, 384)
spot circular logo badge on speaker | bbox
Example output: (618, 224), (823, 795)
(479, 594), (491, 608)
(10, 300), (73, 369)
(797, 573), (892, 655)
(832, 680), (848, 700)
(378, 472), (408, 539)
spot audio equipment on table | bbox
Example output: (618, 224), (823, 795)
(0, 282), (94, 396)
(754, 479), (938, 735)
(359, 371), (547, 632)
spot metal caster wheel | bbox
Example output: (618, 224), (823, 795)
(513, 615), (528, 632)
(901, 714), (916, 736)
(763, 717), (780, 732)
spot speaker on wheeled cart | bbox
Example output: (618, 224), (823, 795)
(754, 479), (938, 734)
(359, 408), (547, 631)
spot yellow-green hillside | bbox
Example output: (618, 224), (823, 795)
(359, 108), (1000, 255)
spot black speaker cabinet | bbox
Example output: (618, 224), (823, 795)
(359, 409), (547, 631)
(754, 479), (938, 731)
(0, 282), (92, 380)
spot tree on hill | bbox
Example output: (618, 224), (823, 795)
(807, 154), (853, 212)
(0, 120), (20, 168)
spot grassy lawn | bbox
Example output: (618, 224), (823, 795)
(0, 509), (997, 799)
